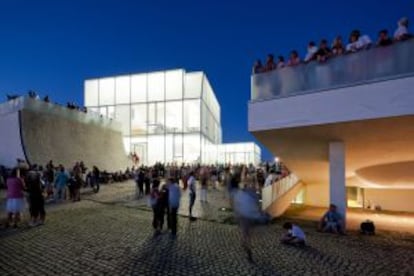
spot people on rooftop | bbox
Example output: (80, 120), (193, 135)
(377, 29), (393, 47)
(252, 59), (263, 74)
(264, 54), (277, 72)
(304, 41), (318, 63)
(287, 50), (301, 66)
(277, 56), (285, 68)
(394, 17), (410, 41)
(331, 36), (345, 56)
(252, 17), (413, 75)
(315, 39), (332, 62)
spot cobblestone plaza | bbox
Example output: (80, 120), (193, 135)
(1, 182), (413, 276)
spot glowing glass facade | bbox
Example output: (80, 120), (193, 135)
(85, 69), (260, 165)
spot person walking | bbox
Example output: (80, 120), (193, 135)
(233, 183), (262, 263)
(187, 171), (196, 220)
(167, 177), (181, 239)
(199, 167), (208, 203)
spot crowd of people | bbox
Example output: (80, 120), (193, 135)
(5, 90), (89, 114)
(2, 157), (347, 262)
(253, 17), (411, 74)
(1, 159), (134, 228)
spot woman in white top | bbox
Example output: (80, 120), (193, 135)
(394, 17), (410, 41)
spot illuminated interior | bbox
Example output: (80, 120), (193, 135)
(84, 69), (261, 165)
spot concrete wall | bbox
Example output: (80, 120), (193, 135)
(21, 109), (130, 171)
(304, 182), (330, 207)
(364, 189), (414, 212)
(249, 76), (414, 132)
(0, 111), (26, 168)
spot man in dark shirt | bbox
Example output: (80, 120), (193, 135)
(377, 29), (393, 47)
(315, 39), (332, 62)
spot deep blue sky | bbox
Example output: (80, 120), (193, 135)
(0, 1), (412, 161)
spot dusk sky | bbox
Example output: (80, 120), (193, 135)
(0, 0), (412, 160)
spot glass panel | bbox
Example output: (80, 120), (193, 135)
(84, 80), (99, 106)
(184, 72), (203, 98)
(99, 78), (115, 105)
(131, 104), (147, 136)
(148, 135), (165, 165)
(99, 106), (107, 117)
(183, 99), (200, 132)
(174, 134), (183, 158)
(130, 137), (148, 165)
(165, 134), (173, 164)
(251, 39), (414, 100)
(148, 102), (164, 134)
(165, 101), (183, 133)
(115, 105), (131, 136)
(201, 102), (208, 137)
(165, 134), (183, 164)
(166, 70), (183, 100)
(115, 76), (130, 104)
(131, 74), (147, 103)
(148, 72), (165, 101)
(183, 134), (201, 164)
(108, 106), (115, 119)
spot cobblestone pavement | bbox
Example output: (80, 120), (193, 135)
(1, 182), (413, 275)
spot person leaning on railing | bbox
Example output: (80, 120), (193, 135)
(394, 17), (411, 41)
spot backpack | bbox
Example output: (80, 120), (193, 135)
(360, 220), (375, 235)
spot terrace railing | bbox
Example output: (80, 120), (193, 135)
(251, 39), (414, 101)
(261, 173), (299, 210)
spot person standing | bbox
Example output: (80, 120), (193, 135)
(187, 171), (196, 220)
(5, 169), (25, 228)
(167, 178), (181, 239)
(26, 168), (46, 226)
(54, 165), (69, 201)
(91, 166), (100, 193)
(150, 180), (162, 236)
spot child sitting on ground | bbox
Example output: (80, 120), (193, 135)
(280, 222), (306, 246)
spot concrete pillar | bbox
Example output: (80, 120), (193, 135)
(329, 141), (346, 225)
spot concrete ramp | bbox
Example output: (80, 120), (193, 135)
(0, 97), (130, 171)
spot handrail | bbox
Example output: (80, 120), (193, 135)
(261, 173), (299, 210)
(251, 39), (414, 101)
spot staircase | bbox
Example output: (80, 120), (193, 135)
(261, 174), (302, 217)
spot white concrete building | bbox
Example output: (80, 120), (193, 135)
(84, 69), (261, 165)
(249, 40), (414, 216)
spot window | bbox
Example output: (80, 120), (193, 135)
(165, 101), (183, 133)
(183, 100), (200, 132)
(184, 72), (203, 98)
(84, 80), (99, 106)
(131, 74), (147, 103)
(115, 105), (131, 136)
(166, 70), (183, 100)
(148, 135), (165, 164)
(131, 104), (147, 135)
(99, 78), (115, 105)
(148, 72), (165, 101)
(115, 76), (130, 104)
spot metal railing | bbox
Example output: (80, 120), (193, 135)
(261, 173), (299, 210)
(251, 39), (414, 101)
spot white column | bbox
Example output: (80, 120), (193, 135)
(329, 141), (346, 225)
